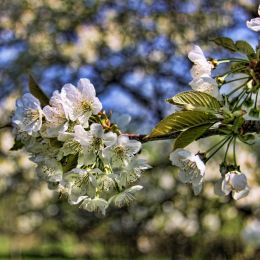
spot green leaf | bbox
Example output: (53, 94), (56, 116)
(212, 37), (237, 52)
(235, 41), (256, 59)
(148, 111), (217, 138)
(29, 75), (49, 106)
(167, 91), (221, 111)
(10, 139), (24, 151)
(174, 123), (212, 150)
(62, 154), (78, 173)
(231, 62), (248, 73)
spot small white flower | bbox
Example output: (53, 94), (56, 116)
(246, 5), (260, 32)
(80, 197), (108, 215)
(74, 123), (117, 166)
(61, 78), (102, 127)
(188, 45), (212, 78)
(189, 75), (219, 99)
(103, 135), (142, 167)
(108, 185), (143, 208)
(115, 159), (151, 188)
(43, 90), (69, 138)
(34, 156), (63, 182)
(188, 45), (219, 98)
(64, 168), (99, 204)
(12, 93), (43, 135)
(170, 149), (205, 195)
(221, 171), (250, 200)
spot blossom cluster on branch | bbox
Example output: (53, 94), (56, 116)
(12, 79), (150, 215)
(9, 5), (260, 213)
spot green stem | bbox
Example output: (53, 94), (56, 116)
(254, 91), (259, 109)
(217, 58), (249, 63)
(204, 136), (229, 155)
(223, 77), (249, 85)
(205, 136), (231, 162)
(223, 137), (234, 164)
(232, 89), (247, 112)
(233, 137), (237, 167)
(227, 80), (249, 97)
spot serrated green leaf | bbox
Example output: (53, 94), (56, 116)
(167, 91), (221, 110)
(212, 37), (237, 52)
(29, 75), (49, 106)
(10, 139), (24, 151)
(174, 123), (212, 150)
(235, 40), (256, 59)
(148, 111), (217, 138)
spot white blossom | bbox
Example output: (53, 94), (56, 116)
(115, 159), (151, 188)
(108, 185), (143, 208)
(189, 75), (219, 99)
(34, 156), (63, 182)
(64, 168), (98, 204)
(80, 197), (108, 215)
(42, 90), (69, 138)
(103, 135), (142, 167)
(12, 93), (43, 135)
(246, 5), (260, 32)
(221, 171), (250, 200)
(188, 45), (212, 78)
(74, 123), (117, 166)
(188, 45), (219, 98)
(170, 149), (205, 195)
(61, 78), (102, 127)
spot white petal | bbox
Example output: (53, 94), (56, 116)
(73, 125), (92, 146)
(103, 132), (117, 147)
(214, 179), (226, 196)
(247, 18), (260, 31)
(77, 78), (96, 101)
(179, 170), (192, 183)
(221, 176), (232, 195)
(90, 123), (104, 138)
(188, 45), (206, 63)
(92, 97), (102, 114)
(125, 140), (142, 155)
(192, 183), (202, 195)
(230, 173), (247, 191)
(233, 186), (250, 200)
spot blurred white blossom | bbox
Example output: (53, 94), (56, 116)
(12, 93), (43, 135)
(170, 148), (205, 195)
(246, 5), (260, 31)
(221, 171), (250, 200)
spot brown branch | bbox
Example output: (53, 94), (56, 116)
(124, 120), (260, 143)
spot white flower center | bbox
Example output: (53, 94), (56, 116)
(23, 108), (40, 125)
(81, 100), (93, 112)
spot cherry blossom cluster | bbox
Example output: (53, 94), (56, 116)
(12, 79), (150, 215)
(168, 6), (260, 200)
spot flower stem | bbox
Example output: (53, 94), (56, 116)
(223, 136), (234, 164)
(204, 136), (229, 155)
(233, 137), (237, 167)
(205, 136), (231, 162)
(227, 80), (249, 97)
(223, 77), (249, 85)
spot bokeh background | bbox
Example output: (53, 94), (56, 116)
(0, 0), (260, 259)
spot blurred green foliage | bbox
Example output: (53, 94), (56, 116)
(0, 0), (260, 259)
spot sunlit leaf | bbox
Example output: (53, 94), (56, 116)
(148, 111), (217, 138)
(167, 91), (221, 110)
(174, 123), (213, 149)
